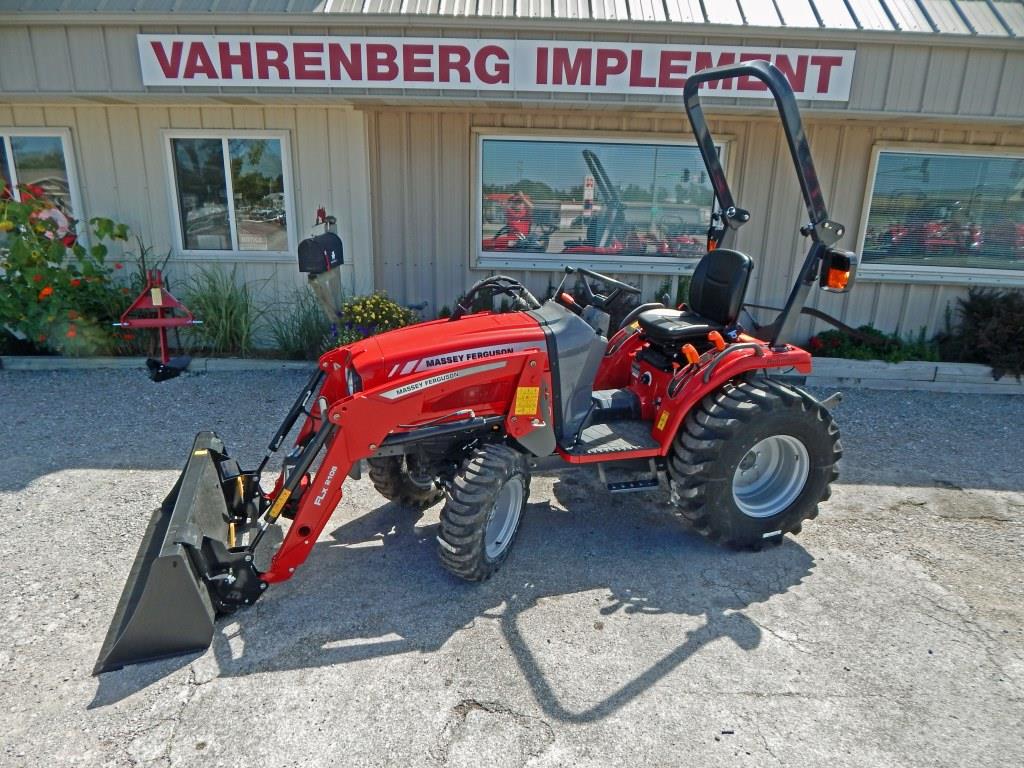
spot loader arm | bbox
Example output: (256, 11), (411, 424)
(94, 345), (550, 673)
(263, 348), (549, 582)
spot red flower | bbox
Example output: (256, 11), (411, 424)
(22, 183), (45, 200)
(114, 262), (123, 270)
(62, 234), (77, 248)
(38, 285), (54, 300)
(37, 334), (46, 343)
(66, 325), (78, 339)
(69, 278), (81, 288)
(33, 274), (43, 283)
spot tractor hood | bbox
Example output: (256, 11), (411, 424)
(346, 311), (547, 391)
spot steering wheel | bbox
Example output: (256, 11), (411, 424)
(449, 275), (541, 321)
(557, 266), (641, 313)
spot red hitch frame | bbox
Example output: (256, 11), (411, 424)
(115, 269), (200, 380)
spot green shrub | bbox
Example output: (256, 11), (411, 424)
(183, 266), (260, 356)
(339, 292), (414, 339)
(808, 325), (939, 363)
(937, 288), (1024, 380)
(0, 185), (132, 355)
(268, 289), (335, 360)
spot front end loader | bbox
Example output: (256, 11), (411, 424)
(95, 60), (858, 674)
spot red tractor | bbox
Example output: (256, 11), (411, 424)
(95, 61), (858, 674)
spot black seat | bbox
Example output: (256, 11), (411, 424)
(637, 249), (753, 345)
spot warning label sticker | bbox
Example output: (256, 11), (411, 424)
(514, 386), (540, 416)
(656, 410), (669, 431)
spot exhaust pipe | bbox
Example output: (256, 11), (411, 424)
(93, 432), (265, 674)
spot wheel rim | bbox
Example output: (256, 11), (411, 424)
(731, 435), (810, 519)
(484, 476), (524, 559)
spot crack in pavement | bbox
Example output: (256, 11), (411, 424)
(430, 698), (554, 767)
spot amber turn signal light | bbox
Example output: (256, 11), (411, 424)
(825, 267), (850, 290)
(819, 248), (858, 294)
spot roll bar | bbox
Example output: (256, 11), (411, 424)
(683, 60), (852, 346)
(582, 149), (622, 211)
(683, 59), (844, 247)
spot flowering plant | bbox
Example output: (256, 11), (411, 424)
(338, 292), (414, 339)
(0, 184), (131, 355)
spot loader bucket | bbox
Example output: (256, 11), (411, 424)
(94, 432), (246, 675)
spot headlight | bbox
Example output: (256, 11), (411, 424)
(345, 366), (362, 395)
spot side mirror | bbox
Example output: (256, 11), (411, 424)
(819, 248), (857, 293)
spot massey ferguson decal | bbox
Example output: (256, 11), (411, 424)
(137, 35), (855, 101)
(388, 342), (539, 378)
(380, 361), (507, 400)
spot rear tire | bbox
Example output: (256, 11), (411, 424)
(437, 444), (530, 581)
(668, 376), (840, 548)
(367, 456), (444, 509)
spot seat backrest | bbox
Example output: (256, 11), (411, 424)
(688, 249), (753, 326)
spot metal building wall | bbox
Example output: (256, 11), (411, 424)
(0, 23), (1021, 122)
(365, 107), (1024, 340)
(0, 102), (374, 301)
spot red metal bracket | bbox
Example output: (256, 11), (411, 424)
(115, 270), (198, 365)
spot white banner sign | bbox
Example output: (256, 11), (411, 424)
(138, 35), (855, 101)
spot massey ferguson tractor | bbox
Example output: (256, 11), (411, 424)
(95, 61), (857, 674)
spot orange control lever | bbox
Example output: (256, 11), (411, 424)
(681, 344), (700, 365)
(708, 330), (727, 351)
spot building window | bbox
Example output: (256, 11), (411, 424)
(477, 135), (717, 268)
(167, 134), (292, 254)
(862, 149), (1024, 273)
(0, 130), (79, 218)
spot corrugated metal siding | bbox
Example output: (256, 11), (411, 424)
(364, 107), (1024, 338)
(0, 23), (1021, 120)
(0, 102), (373, 301)
(2, 0), (1020, 35)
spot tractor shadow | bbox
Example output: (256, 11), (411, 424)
(183, 475), (813, 723)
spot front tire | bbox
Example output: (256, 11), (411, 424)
(367, 455), (444, 509)
(668, 377), (840, 548)
(437, 444), (530, 581)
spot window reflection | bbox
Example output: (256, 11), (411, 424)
(171, 138), (231, 251)
(10, 136), (73, 216)
(0, 141), (11, 196)
(864, 151), (1024, 270)
(480, 138), (714, 259)
(229, 138), (288, 252)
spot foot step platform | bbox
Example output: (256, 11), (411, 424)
(568, 420), (659, 456)
(597, 458), (663, 493)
